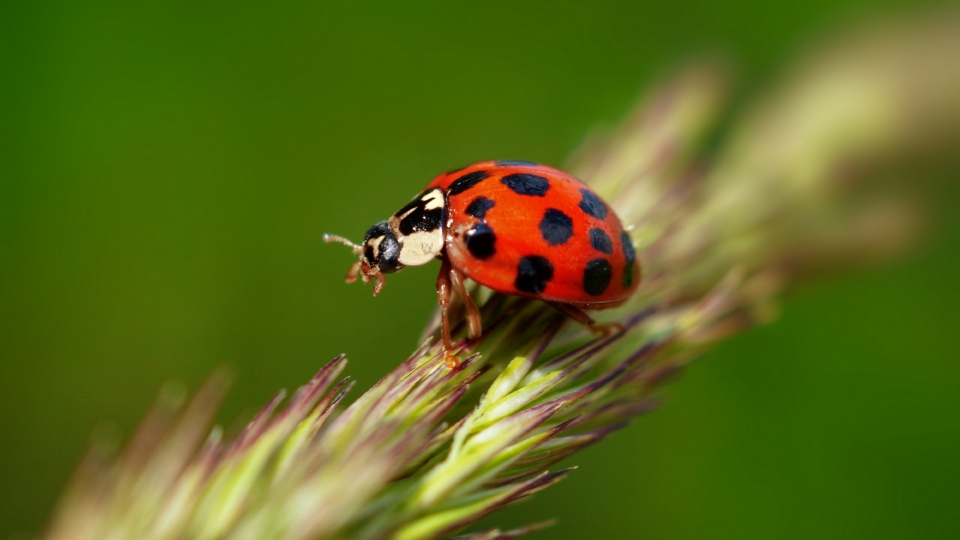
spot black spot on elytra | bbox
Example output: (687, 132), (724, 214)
(621, 231), (636, 287)
(465, 223), (496, 259)
(589, 228), (613, 254)
(583, 258), (612, 296)
(578, 189), (608, 220)
(448, 170), (489, 195)
(515, 256), (554, 294)
(465, 196), (496, 218)
(501, 173), (550, 196)
(395, 191), (444, 235)
(495, 159), (539, 167)
(539, 209), (574, 246)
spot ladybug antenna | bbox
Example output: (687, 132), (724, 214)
(324, 233), (363, 254)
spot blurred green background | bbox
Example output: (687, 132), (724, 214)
(2, 1), (958, 538)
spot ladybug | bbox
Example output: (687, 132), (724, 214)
(325, 160), (640, 367)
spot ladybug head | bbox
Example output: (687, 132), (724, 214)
(324, 221), (402, 297)
(325, 188), (447, 296)
(360, 220), (404, 274)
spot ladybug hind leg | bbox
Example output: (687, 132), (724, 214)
(548, 302), (595, 325)
(548, 302), (626, 336)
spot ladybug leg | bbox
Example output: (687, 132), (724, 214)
(436, 258), (460, 369)
(371, 272), (387, 297)
(549, 302), (627, 336)
(548, 302), (595, 326)
(449, 268), (481, 339)
(344, 261), (361, 283)
(589, 320), (628, 336)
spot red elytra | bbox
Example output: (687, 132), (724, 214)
(325, 160), (641, 367)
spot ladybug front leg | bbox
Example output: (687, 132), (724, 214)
(449, 268), (481, 340)
(435, 258), (459, 369)
(344, 261), (361, 283)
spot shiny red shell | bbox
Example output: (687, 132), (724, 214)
(428, 160), (640, 307)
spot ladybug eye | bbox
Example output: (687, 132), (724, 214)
(366, 236), (383, 260)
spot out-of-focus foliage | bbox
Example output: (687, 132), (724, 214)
(2, 1), (959, 539)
